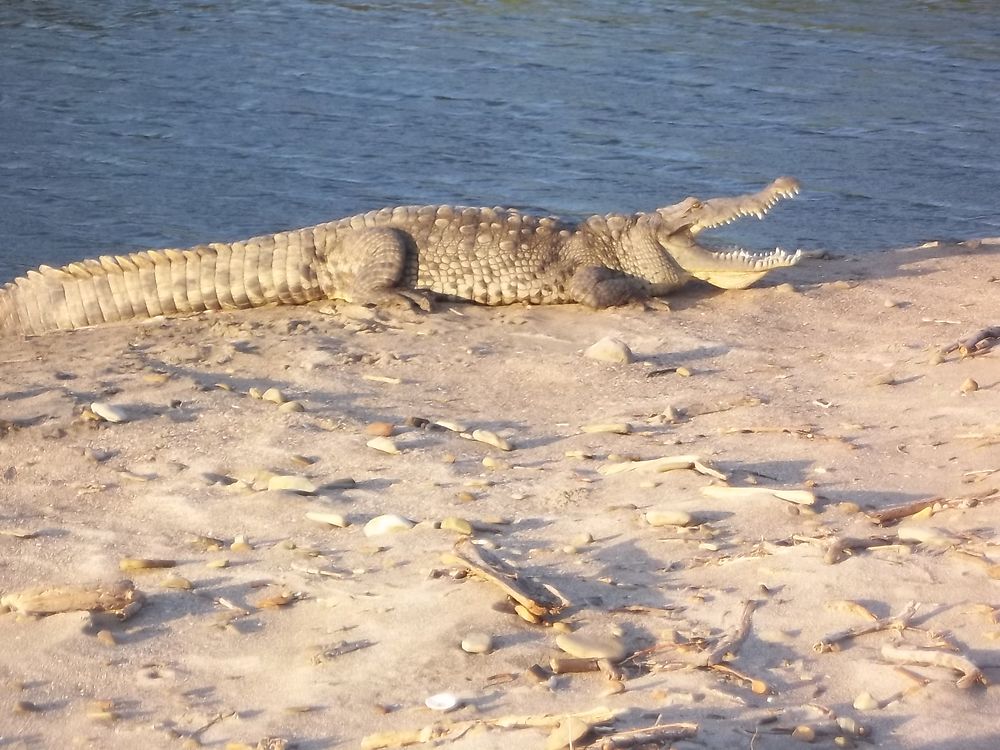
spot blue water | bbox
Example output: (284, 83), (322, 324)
(1, 1), (999, 280)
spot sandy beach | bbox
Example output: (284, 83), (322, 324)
(1, 239), (998, 749)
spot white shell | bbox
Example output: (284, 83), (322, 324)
(424, 692), (460, 712)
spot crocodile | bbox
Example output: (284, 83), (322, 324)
(0, 177), (801, 336)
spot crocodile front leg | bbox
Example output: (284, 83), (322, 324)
(567, 266), (651, 308)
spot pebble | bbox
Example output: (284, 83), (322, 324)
(470, 429), (513, 451)
(160, 576), (194, 590)
(267, 475), (318, 495)
(365, 421), (395, 437)
(791, 725), (816, 743)
(119, 558), (176, 571)
(547, 717), (592, 750)
(461, 632), (494, 654)
(434, 420), (467, 433)
(960, 378), (979, 393)
(570, 532), (594, 547)
(367, 436), (401, 455)
(278, 400), (305, 413)
(645, 509), (695, 527)
(581, 422), (632, 435)
(584, 337), (633, 364)
(261, 387), (285, 404)
(555, 631), (628, 661)
(853, 691), (880, 711)
(230, 535), (254, 553)
(90, 402), (128, 424)
(896, 524), (956, 547)
(363, 514), (414, 537)
(305, 511), (349, 528)
(440, 517), (474, 535)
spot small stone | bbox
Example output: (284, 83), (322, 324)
(675, 366), (692, 377)
(555, 631), (628, 661)
(161, 576), (194, 590)
(645, 509), (694, 527)
(581, 422), (632, 435)
(960, 378), (979, 393)
(267, 474), (317, 495)
(231, 535), (254, 553)
(90, 402), (128, 424)
(853, 691), (880, 711)
(305, 511), (349, 528)
(261, 387), (285, 404)
(206, 558), (230, 569)
(119, 558), (176, 571)
(440, 517), (474, 535)
(363, 514), (414, 537)
(278, 400), (305, 413)
(461, 632), (494, 654)
(248, 387), (263, 399)
(96, 629), (117, 646)
(470, 429), (513, 451)
(434, 420), (467, 433)
(367, 436), (401, 454)
(791, 725), (816, 743)
(584, 337), (633, 364)
(365, 421), (395, 437)
(547, 717), (592, 750)
(571, 532), (594, 547)
(928, 350), (945, 365)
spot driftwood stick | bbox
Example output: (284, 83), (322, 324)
(950, 325), (1000, 356)
(597, 721), (698, 749)
(881, 643), (986, 689)
(703, 599), (758, 666)
(441, 537), (567, 618)
(823, 535), (897, 564)
(814, 601), (918, 652)
(866, 488), (999, 526)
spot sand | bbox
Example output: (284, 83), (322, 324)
(1, 239), (998, 749)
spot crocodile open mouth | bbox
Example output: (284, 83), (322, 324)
(667, 177), (802, 289)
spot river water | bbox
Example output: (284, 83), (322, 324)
(1, 1), (998, 280)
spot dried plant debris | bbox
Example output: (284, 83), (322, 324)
(1, 580), (144, 619)
(814, 601), (918, 653)
(880, 643), (986, 689)
(441, 538), (568, 621)
(866, 488), (999, 525)
(942, 325), (1000, 357)
(360, 706), (631, 750)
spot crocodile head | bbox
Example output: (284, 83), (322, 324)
(653, 176), (802, 289)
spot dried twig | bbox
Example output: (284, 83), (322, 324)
(822, 535), (897, 564)
(866, 488), (999, 526)
(703, 599), (758, 666)
(360, 706), (623, 750)
(942, 325), (1000, 357)
(441, 538), (567, 619)
(880, 643), (986, 689)
(597, 721), (698, 749)
(814, 601), (918, 652)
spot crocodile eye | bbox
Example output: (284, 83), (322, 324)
(687, 199), (702, 210)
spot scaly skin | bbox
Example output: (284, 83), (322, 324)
(0, 177), (801, 335)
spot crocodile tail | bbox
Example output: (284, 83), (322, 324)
(0, 226), (333, 336)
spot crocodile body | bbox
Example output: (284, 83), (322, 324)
(0, 177), (801, 336)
